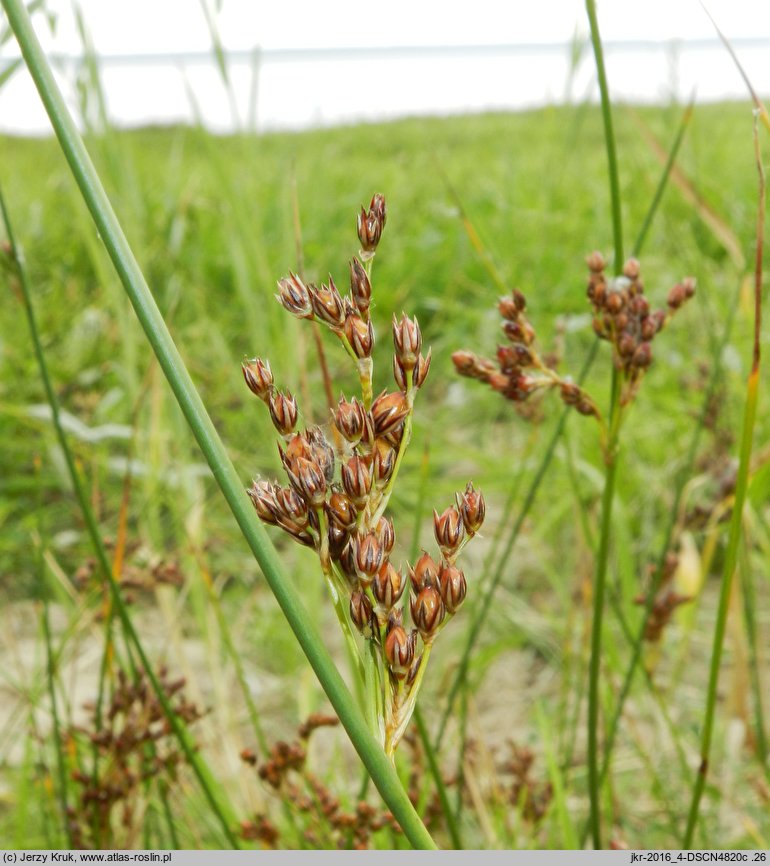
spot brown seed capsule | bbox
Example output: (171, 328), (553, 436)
(338, 541), (358, 583)
(343, 313), (374, 358)
(683, 276), (696, 298)
(305, 426), (335, 484)
(560, 382), (581, 406)
(496, 344), (519, 375)
(623, 258), (641, 280)
(357, 193), (387, 253)
(288, 456), (327, 507)
(341, 455), (374, 507)
(327, 491), (357, 531)
(373, 440), (397, 484)
(334, 396), (367, 444)
(605, 291), (625, 315)
(310, 278), (346, 328)
(351, 531), (384, 586)
(247, 479), (278, 524)
(667, 283), (686, 310)
(371, 390), (410, 437)
(327, 522), (348, 559)
(242, 358), (273, 400)
(576, 399), (598, 417)
(412, 349), (432, 389)
(410, 585), (445, 639)
(392, 313), (422, 371)
(384, 615), (416, 678)
(374, 515), (395, 554)
(393, 355), (409, 392)
(487, 372), (511, 393)
(498, 295), (519, 320)
(383, 420), (406, 448)
(350, 590), (375, 637)
(456, 482), (485, 535)
(640, 315), (657, 341)
(452, 350), (495, 380)
(438, 562), (467, 614)
(406, 654), (423, 686)
(632, 341), (653, 369)
(273, 485), (309, 529)
(373, 561), (405, 609)
(503, 319), (536, 346)
(618, 332), (637, 358)
(268, 390), (298, 435)
(409, 552), (439, 592)
(586, 251), (606, 273)
(434, 506), (465, 557)
(277, 273), (313, 318)
(349, 258), (372, 317)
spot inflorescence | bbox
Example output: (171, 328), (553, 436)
(242, 195), (485, 757)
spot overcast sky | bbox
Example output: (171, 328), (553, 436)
(2, 1), (768, 133)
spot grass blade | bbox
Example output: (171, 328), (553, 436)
(0, 0), (435, 848)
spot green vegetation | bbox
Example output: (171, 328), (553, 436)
(0, 87), (768, 849)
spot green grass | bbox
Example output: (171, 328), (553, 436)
(1, 101), (768, 849)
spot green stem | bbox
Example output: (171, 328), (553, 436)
(586, 383), (620, 849)
(586, 0), (623, 269)
(0, 2), (435, 848)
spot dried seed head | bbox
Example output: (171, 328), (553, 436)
(456, 482), (485, 535)
(410, 585), (445, 639)
(383, 419), (406, 448)
(310, 278), (346, 328)
(349, 258), (372, 317)
(640, 316), (657, 341)
(277, 273), (313, 318)
(433, 506), (465, 557)
(618, 332), (637, 358)
(373, 561), (405, 609)
(338, 541), (358, 583)
(268, 390), (298, 435)
(560, 381), (581, 406)
(605, 291), (625, 315)
(334, 396), (367, 444)
(242, 358), (273, 400)
(371, 390), (410, 437)
(412, 349), (432, 389)
(667, 283), (686, 309)
(374, 515), (395, 554)
(349, 590), (375, 637)
(351, 531), (384, 586)
(327, 491), (357, 531)
(409, 552), (439, 592)
(392, 313), (422, 371)
(373, 440), (397, 484)
(384, 615), (416, 678)
(357, 193), (387, 253)
(513, 289), (527, 312)
(341, 455), (374, 507)
(343, 312), (375, 358)
(248, 479), (278, 524)
(288, 456), (327, 507)
(438, 562), (467, 614)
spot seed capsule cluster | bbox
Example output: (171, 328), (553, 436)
(453, 253), (696, 422)
(586, 253), (695, 405)
(242, 195), (484, 756)
(452, 288), (598, 417)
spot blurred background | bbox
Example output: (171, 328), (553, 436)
(1, 0), (769, 134)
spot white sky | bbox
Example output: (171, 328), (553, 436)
(1, 1), (769, 133)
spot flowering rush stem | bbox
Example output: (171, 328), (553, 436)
(1, 0), (436, 848)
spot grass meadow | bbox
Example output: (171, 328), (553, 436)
(0, 46), (768, 849)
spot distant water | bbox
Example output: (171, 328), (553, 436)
(1, 41), (768, 134)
